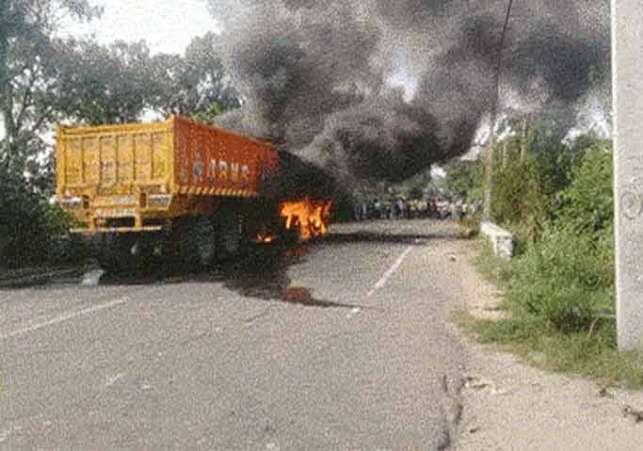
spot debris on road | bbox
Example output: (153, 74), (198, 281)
(598, 386), (615, 399)
(81, 269), (105, 286)
(464, 375), (507, 395)
(622, 405), (643, 423)
(346, 307), (361, 318)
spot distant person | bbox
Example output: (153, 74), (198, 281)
(452, 199), (463, 222)
(397, 198), (406, 219)
(374, 199), (382, 220)
(354, 198), (362, 221)
(470, 199), (481, 217)
(409, 199), (419, 219)
(417, 198), (428, 218)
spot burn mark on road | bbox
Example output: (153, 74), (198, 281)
(95, 244), (368, 310)
(220, 249), (371, 310)
(280, 286), (364, 309)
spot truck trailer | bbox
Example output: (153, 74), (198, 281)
(55, 115), (332, 269)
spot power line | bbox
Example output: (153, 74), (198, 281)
(483, 0), (515, 220)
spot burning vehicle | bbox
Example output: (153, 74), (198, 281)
(55, 115), (333, 270)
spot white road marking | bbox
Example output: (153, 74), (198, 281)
(0, 428), (10, 443)
(104, 373), (125, 388)
(0, 297), (129, 340)
(366, 245), (413, 298)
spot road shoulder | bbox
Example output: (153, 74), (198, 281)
(448, 240), (643, 451)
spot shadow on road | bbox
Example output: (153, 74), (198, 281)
(97, 245), (366, 310)
(1, 223), (457, 311)
(325, 231), (457, 245)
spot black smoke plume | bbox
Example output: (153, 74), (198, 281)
(208, 0), (610, 185)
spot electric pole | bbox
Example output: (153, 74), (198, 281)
(482, 0), (515, 220)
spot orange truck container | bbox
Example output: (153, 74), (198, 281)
(56, 115), (279, 232)
(56, 115), (331, 268)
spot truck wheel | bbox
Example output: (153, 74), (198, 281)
(96, 233), (138, 272)
(171, 216), (217, 268)
(218, 213), (242, 257)
(194, 216), (217, 267)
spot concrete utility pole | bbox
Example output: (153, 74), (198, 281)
(612, 0), (643, 350)
(482, 0), (515, 220)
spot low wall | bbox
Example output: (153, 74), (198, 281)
(480, 221), (514, 259)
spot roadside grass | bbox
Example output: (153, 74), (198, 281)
(460, 239), (643, 389)
(456, 217), (480, 240)
(471, 237), (512, 288)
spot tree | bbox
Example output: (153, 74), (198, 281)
(445, 159), (483, 200)
(0, 0), (100, 171)
(51, 39), (160, 125)
(151, 32), (240, 117)
(555, 140), (613, 238)
(191, 102), (225, 125)
(0, 1), (102, 266)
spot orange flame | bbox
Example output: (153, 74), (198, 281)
(257, 234), (274, 243)
(279, 198), (332, 242)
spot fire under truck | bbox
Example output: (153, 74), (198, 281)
(55, 115), (332, 270)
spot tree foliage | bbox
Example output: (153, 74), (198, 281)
(484, 123), (597, 242)
(555, 143), (613, 238)
(0, 0), (100, 166)
(52, 39), (159, 125)
(445, 159), (483, 200)
(505, 145), (615, 333)
(152, 32), (240, 118)
(0, 152), (78, 267)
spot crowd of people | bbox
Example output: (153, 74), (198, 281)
(352, 197), (481, 221)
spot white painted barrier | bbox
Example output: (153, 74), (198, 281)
(480, 221), (514, 259)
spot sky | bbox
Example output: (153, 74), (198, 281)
(56, 0), (221, 55)
(56, 0), (417, 94)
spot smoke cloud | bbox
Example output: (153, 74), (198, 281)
(208, 0), (610, 184)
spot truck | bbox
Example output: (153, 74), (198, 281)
(55, 115), (333, 270)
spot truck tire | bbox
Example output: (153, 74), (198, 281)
(171, 216), (217, 268)
(96, 233), (139, 272)
(217, 212), (242, 258)
(194, 216), (217, 267)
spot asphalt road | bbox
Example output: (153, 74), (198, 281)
(1, 219), (466, 451)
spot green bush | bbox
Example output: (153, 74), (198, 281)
(505, 228), (614, 333)
(555, 147), (613, 238)
(503, 146), (615, 334)
(467, 135), (643, 386)
(492, 158), (549, 246)
(0, 164), (80, 268)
